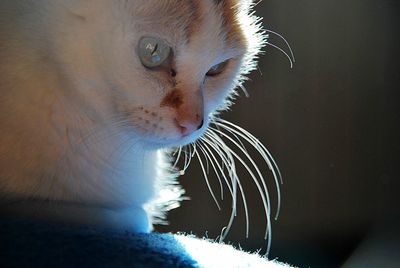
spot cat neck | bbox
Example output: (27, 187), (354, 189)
(0, 198), (151, 233)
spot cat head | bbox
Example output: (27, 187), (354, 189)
(61, 0), (264, 149)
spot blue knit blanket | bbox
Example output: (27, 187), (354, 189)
(0, 219), (292, 267)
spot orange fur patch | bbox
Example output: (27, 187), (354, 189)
(160, 89), (184, 109)
(218, 0), (246, 50)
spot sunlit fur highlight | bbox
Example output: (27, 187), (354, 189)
(167, 1), (292, 254)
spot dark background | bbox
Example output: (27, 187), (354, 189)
(158, 1), (400, 267)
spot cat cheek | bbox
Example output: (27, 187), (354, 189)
(129, 108), (176, 141)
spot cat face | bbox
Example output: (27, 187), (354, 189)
(73, 0), (262, 149)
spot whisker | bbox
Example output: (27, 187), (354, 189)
(215, 120), (282, 186)
(181, 146), (191, 174)
(196, 142), (210, 175)
(220, 165), (248, 241)
(186, 145), (194, 170)
(219, 122), (249, 155)
(265, 29), (296, 63)
(172, 146), (182, 170)
(171, 115), (281, 253)
(191, 143), (196, 158)
(239, 84), (250, 97)
(266, 41), (294, 68)
(203, 132), (237, 193)
(203, 131), (250, 239)
(208, 126), (271, 241)
(194, 146), (221, 211)
(202, 132), (239, 223)
(216, 176), (247, 242)
(214, 118), (282, 219)
(178, 147), (187, 175)
(216, 119), (282, 182)
(197, 141), (224, 200)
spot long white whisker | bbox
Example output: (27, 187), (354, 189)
(265, 29), (295, 63)
(209, 126), (271, 239)
(221, 123), (249, 155)
(196, 142), (210, 175)
(214, 119), (282, 179)
(165, 113), (281, 255)
(266, 41), (294, 69)
(212, 135), (272, 253)
(216, 119), (282, 181)
(203, 132), (237, 195)
(194, 145), (221, 211)
(220, 172), (248, 241)
(187, 144), (195, 170)
(180, 147), (188, 175)
(191, 143), (197, 158)
(204, 131), (249, 239)
(172, 146), (182, 169)
(202, 132), (239, 235)
(199, 139), (235, 199)
(188, 145), (192, 161)
(215, 118), (282, 219)
(197, 141), (224, 200)
(182, 146), (192, 174)
(239, 84), (250, 97)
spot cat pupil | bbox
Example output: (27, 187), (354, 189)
(170, 69), (177, 77)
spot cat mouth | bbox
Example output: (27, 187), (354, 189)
(140, 121), (206, 149)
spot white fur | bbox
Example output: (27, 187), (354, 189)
(0, 0), (264, 233)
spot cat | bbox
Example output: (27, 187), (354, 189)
(0, 0), (284, 246)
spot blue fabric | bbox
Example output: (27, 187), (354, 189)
(0, 219), (198, 268)
(0, 219), (292, 268)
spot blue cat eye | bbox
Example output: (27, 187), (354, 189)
(206, 60), (229, 76)
(138, 36), (171, 68)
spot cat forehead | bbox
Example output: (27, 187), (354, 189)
(132, 0), (247, 51)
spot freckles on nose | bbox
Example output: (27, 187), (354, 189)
(160, 89), (183, 109)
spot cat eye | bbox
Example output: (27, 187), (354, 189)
(206, 60), (229, 76)
(138, 36), (171, 68)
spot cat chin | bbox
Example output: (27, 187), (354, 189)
(133, 120), (209, 150)
(140, 130), (206, 150)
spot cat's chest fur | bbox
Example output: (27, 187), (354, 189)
(0, 54), (163, 232)
(0, 70), (168, 233)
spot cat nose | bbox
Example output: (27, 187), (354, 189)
(176, 114), (203, 136)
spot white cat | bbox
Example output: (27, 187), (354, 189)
(0, 0), (282, 244)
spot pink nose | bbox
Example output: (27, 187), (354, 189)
(176, 115), (204, 136)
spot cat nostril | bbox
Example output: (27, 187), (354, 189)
(175, 117), (203, 136)
(197, 119), (204, 130)
(179, 125), (187, 134)
(170, 68), (177, 77)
